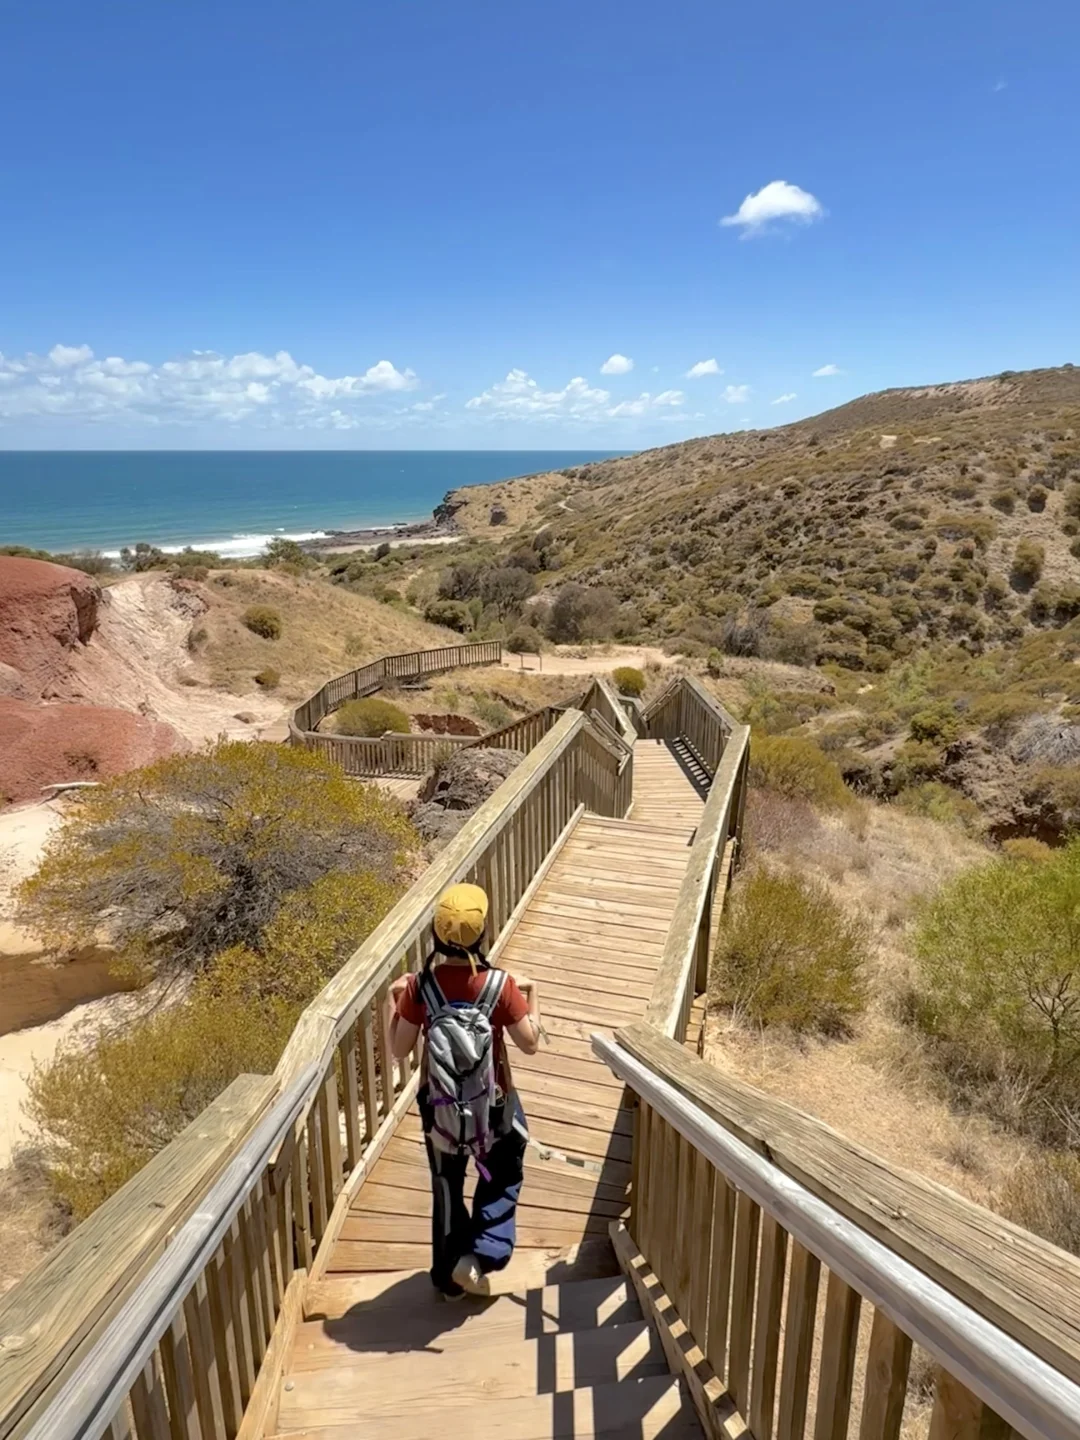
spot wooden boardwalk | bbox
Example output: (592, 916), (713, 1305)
(273, 740), (707, 1437)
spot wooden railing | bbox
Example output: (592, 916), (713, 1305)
(645, 674), (731, 778)
(594, 1027), (1080, 1440)
(290, 641), (502, 741)
(0, 706), (631, 1440)
(295, 730), (475, 776)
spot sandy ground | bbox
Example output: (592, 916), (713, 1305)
(84, 575), (289, 744)
(501, 645), (677, 677)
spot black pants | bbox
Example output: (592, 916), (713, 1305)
(419, 1088), (528, 1294)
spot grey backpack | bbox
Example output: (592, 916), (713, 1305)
(420, 964), (508, 1174)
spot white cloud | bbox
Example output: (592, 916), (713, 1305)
(812, 364), (843, 377)
(49, 343), (95, 368)
(771, 392), (798, 405)
(721, 180), (824, 236)
(686, 358), (722, 378)
(466, 369), (686, 425)
(723, 384), (751, 404)
(0, 344), (419, 429)
(993, 79), (1007, 92)
(600, 353), (634, 375)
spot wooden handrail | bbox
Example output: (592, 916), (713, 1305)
(0, 1074), (277, 1439)
(643, 721), (749, 1039)
(594, 1029), (1080, 1440)
(18, 1065), (320, 1440)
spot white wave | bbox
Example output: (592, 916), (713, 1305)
(101, 529), (330, 561)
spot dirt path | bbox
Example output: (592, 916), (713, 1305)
(500, 644), (676, 677)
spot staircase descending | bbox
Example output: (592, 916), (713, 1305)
(267, 739), (707, 1438)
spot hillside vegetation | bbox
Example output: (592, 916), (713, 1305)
(441, 366), (1080, 664)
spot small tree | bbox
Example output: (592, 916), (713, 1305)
(914, 841), (1080, 1109)
(263, 537), (309, 568)
(424, 598), (471, 632)
(1011, 539), (1045, 589)
(336, 696), (411, 737)
(547, 583), (618, 643)
(17, 741), (415, 981)
(507, 625), (544, 655)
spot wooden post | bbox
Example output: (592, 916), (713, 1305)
(777, 1241), (821, 1440)
(728, 1191), (761, 1414)
(859, 1310), (913, 1440)
(814, 1272), (862, 1440)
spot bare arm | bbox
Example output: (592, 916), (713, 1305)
(506, 976), (542, 1057)
(387, 974), (421, 1060)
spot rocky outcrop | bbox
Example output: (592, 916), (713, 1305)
(940, 715), (1080, 842)
(0, 698), (180, 806)
(0, 558), (101, 702)
(411, 747), (524, 845)
(412, 712), (483, 736)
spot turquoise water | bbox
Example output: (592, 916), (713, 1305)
(0, 450), (623, 557)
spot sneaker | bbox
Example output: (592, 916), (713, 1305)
(451, 1253), (491, 1296)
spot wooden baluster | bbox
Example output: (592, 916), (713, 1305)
(249, 1175), (279, 1329)
(306, 1105), (330, 1244)
(183, 1275), (225, 1440)
(158, 1312), (200, 1439)
(777, 1241), (821, 1440)
(750, 1214), (789, 1440)
(648, 1114), (678, 1295)
(727, 1190), (761, 1416)
(859, 1310), (913, 1440)
(928, 1370), (1011, 1440)
(687, 1147), (715, 1345)
(205, 1243), (243, 1438)
(813, 1272), (862, 1440)
(358, 1002), (379, 1144)
(669, 1129), (694, 1321)
(107, 1403), (137, 1440)
(290, 1129), (314, 1272)
(338, 1023), (362, 1171)
(376, 980), (396, 1117)
(630, 1099), (649, 1250)
(318, 1068), (344, 1206)
(222, 1221), (256, 1407)
(129, 1354), (171, 1440)
(238, 1196), (272, 1370)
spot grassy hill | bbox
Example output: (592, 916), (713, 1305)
(443, 365), (1080, 667)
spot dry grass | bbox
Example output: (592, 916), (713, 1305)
(195, 570), (461, 700)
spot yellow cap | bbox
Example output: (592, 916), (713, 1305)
(433, 883), (489, 949)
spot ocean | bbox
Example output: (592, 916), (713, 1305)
(0, 450), (624, 558)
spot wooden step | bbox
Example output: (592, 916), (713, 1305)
(269, 1375), (699, 1438)
(314, 1238), (621, 1295)
(297, 1273), (642, 1347)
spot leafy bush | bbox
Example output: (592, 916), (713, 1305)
(1027, 485), (1049, 512)
(424, 598), (471, 632)
(749, 735), (851, 809)
(1002, 837), (1053, 863)
(254, 667), (280, 689)
(895, 782), (982, 831)
(262, 537), (310, 568)
(990, 488), (1016, 514)
(715, 868), (868, 1034)
(912, 840), (1080, 1143)
(18, 741), (414, 981)
(507, 625), (544, 655)
(1011, 540), (1045, 589)
(612, 666), (645, 698)
(336, 697), (411, 737)
(706, 648), (724, 677)
(241, 604), (282, 640)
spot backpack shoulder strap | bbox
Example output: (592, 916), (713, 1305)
(419, 966), (448, 1017)
(475, 968), (508, 1018)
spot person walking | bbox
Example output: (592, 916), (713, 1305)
(387, 882), (542, 1298)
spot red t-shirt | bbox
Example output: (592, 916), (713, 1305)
(397, 964), (528, 1092)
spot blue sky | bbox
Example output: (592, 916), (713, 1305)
(1, 0), (1077, 449)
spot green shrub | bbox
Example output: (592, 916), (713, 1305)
(1027, 485), (1049, 512)
(241, 605), (282, 640)
(17, 741), (414, 981)
(706, 648), (724, 677)
(507, 625), (544, 655)
(424, 599), (472, 632)
(1011, 540), (1044, 588)
(895, 782), (982, 831)
(715, 868), (868, 1034)
(254, 667), (280, 689)
(990, 489), (1016, 514)
(612, 665), (646, 698)
(474, 695), (513, 729)
(748, 735), (851, 809)
(335, 697), (411, 737)
(912, 840), (1080, 1143)
(909, 703), (961, 744)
